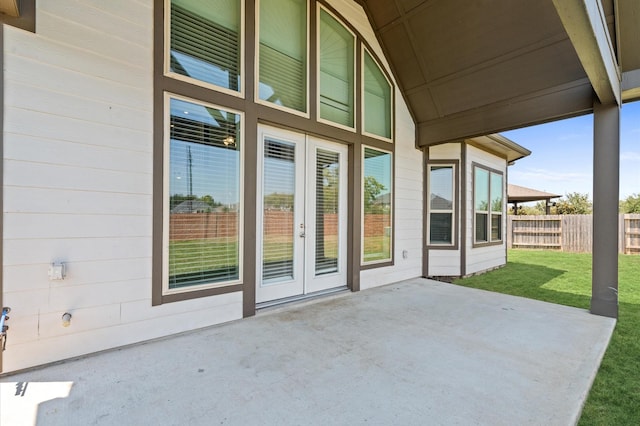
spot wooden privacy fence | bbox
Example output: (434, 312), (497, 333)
(507, 214), (640, 254)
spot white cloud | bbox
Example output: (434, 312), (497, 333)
(621, 152), (640, 161)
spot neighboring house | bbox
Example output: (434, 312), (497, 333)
(170, 200), (215, 213)
(507, 184), (561, 215)
(0, 0), (636, 373)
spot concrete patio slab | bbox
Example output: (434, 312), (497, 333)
(0, 278), (616, 426)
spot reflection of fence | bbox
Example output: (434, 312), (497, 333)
(170, 212), (238, 241)
(170, 211), (392, 240)
(507, 214), (640, 254)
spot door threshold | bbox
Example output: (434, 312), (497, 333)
(256, 286), (349, 311)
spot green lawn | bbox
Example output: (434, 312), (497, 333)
(454, 250), (640, 425)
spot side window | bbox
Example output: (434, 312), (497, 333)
(362, 49), (392, 141)
(165, 95), (242, 293)
(258, 0), (308, 113)
(168, 0), (242, 93)
(428, 164), (455, 246)
(473, 165), (503, 245)
(490, 173), (503, 241)
(362, 147), (393, 264)
(318, 7), (355, 129)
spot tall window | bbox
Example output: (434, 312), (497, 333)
(165, 96), (242, 292)
(428, 164), (455, 246)
(318, 7), (355, 129)
(363, 147), (392, 264)
(474, 165), (503, 245)
(363, 49), (392, 140)
(258, 0), (308, 113)
(168, 0), (242, 93)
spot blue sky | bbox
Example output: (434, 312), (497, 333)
(503, 100), (640, 201)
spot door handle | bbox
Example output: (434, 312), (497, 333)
(299, 232), (306, 238)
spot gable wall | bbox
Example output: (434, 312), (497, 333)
(327, 0), (423, 290)
(1, 0), (421, 373)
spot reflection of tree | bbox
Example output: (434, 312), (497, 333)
(170, 194), (223, 213)
(476, 200), (488, 211)
(264, 192), (294, 210)
(491, 197), (503, 212)
(364, 176), (387, 213)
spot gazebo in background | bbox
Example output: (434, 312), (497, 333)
(508, 184), (561, 215)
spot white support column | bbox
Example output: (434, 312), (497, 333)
(591, 100), (620, 318)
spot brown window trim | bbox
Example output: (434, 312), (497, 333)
(0, 0), (35, 32)
(471, 162), (504, 248)
(153, 0), (398, 308)
(426, 160), (460, 251)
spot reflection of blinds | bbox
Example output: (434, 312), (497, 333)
(263, 139), (296, 281)
(170, 2), (240, 90)
(168, 100), (240, 289)
(363, 51), (391, 138)
(170, 115), (237, 149)
(315, 149), (339, 275)
(319, 9), (354, 127)
(259, 0), (307, 111)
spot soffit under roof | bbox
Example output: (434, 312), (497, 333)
(357, 0), (637, 146)
(466, 134), (531, 163)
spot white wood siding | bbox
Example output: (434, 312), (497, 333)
(327, 1), (423, 290)
(465, 145), (508, 275)
(2, 0), (242, 372)
(1, 0), (423, 372)
(361, 95), (422, 289)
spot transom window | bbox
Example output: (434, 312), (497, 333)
(474, 164), (503, 245)
(258, 0), (308, 113)
(363, 48), (392, 141)
(167, 0), (243, 94)
(318, 7), (355, 129)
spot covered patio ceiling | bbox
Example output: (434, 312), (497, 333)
(356, 0), (640, 146)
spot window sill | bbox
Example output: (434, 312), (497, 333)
(153, 283), (243, 306)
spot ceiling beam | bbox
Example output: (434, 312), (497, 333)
(553, 0), (621, 105)
(417, 80), (594, 146)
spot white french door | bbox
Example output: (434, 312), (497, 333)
(256, 126), (348, 304)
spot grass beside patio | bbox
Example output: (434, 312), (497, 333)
(453, 250), (640, 425)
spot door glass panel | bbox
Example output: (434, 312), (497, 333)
(262, 139), (296, 281)
(315, 149), (340, 275)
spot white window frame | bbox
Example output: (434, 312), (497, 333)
(316, 4), (357, 132)
(162, 92), (245, 296)
(472, 163), (504, 247)
(361, 46), (394, 143)
(427, 163), (456, 247)
(361, 145), (394, 266)
(164, 0), (246, 99)
(255, 0), (311, 118)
